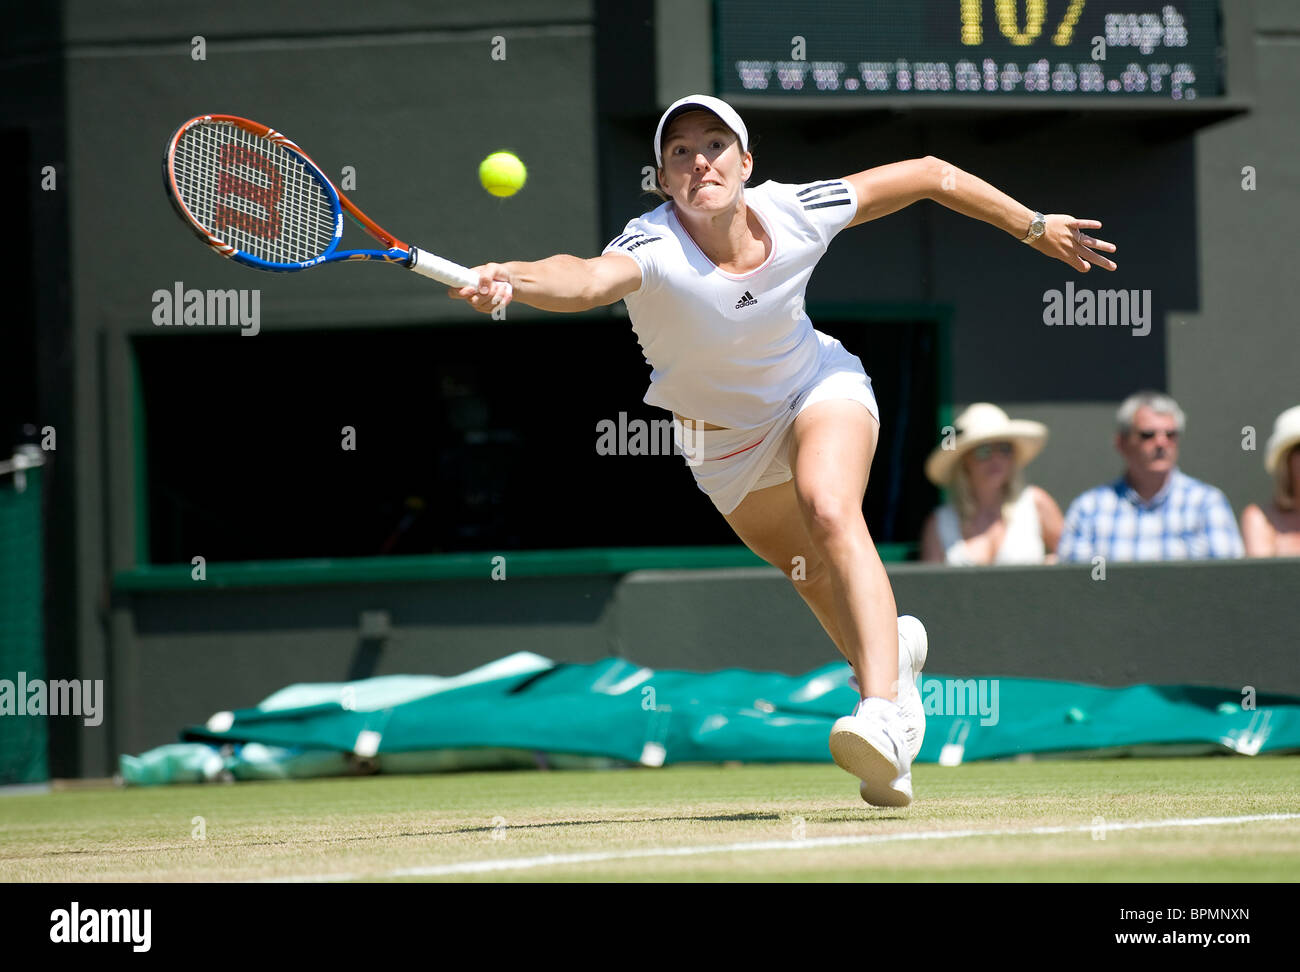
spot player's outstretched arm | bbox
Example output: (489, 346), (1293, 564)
(447, 252), (642, 314)
(842, 157), (1117, 273)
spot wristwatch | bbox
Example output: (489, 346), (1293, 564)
(1021, 211), (1046, 245)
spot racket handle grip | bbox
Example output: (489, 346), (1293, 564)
(406, 246), (480, 289)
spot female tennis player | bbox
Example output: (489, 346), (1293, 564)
(447, 95), (1117, 806)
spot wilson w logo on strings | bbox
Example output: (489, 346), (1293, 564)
(215, 143), (284, 240)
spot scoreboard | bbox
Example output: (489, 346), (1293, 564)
(716, 0), (1223, 101)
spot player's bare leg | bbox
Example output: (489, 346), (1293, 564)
(786, 400), (898, 702)
(723, 480), (849, 660)
(789, 399), (914, 805)
(724, 402), (922, 805)
(722, 415), (899, 700)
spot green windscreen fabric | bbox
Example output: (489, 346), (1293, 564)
(0, 457), (48, 785)
(120, 653), (1300, 784)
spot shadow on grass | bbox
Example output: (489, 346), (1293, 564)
(6, 810), (915, 862)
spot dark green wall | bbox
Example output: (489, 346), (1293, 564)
(3, 4), (79, 778)
(61, 1), (600, 774)
(1172, 0), (1300, 522)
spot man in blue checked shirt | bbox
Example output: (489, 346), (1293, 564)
(1059, 391), (1244, 562)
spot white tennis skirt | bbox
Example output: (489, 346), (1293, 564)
(672, 334), (880, 515)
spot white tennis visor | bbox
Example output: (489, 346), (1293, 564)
(653, 94), (749, 169)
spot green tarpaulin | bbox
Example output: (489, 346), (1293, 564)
(119, 652), (1300, 785)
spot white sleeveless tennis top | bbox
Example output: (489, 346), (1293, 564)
(601, 179), (859, 430)
(935, 488), (1045, 565)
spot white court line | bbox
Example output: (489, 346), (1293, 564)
(261, 812), (1300, 883)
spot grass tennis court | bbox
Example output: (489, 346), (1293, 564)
(3, 757), (1298, 882)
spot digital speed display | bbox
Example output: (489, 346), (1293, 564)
(716, 0), (1223, 101)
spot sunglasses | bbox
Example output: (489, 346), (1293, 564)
(1135, 429), (1179, 441)
(971, 442), (1015, 461)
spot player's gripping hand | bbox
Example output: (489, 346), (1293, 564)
(448, 263), (514, 313)
(1032, 215), (1118, 273)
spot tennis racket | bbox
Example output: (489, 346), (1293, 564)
(163, 114), (479, 288)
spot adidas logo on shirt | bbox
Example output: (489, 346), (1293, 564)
(734, 291), (758, 309)
(797, 181), (851, 211)
(608, 232), (662, 252)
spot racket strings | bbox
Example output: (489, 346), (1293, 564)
(174, 122), (336, 265)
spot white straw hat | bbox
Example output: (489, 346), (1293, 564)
(654, 95), (749, 169)
(925, 403), (1048, 487)
(1265, 405), (1300, 474)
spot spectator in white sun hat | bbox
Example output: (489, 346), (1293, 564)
(920, 403), (1064, 565)
(1241, 405), (1300, 557)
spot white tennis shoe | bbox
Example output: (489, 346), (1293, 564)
(847, 615), (928, 760)
(829, 701), (913, 807)
(838, 615), (929, 806)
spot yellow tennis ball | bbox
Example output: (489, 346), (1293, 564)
(479, 151), (527, 197)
